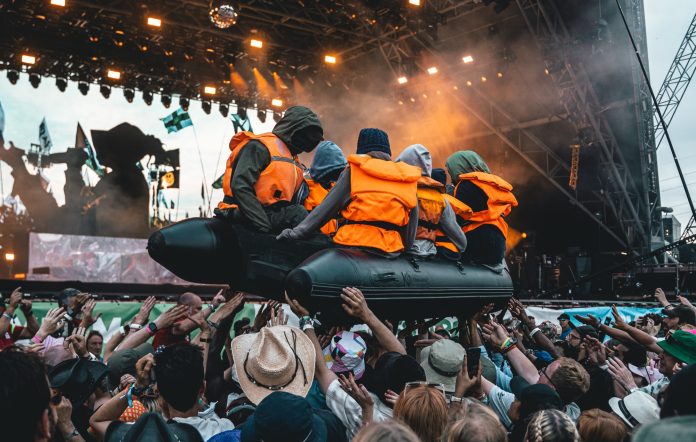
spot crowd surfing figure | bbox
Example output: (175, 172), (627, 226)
(214, 104), (517, 262)
(2, 286), (696, 441)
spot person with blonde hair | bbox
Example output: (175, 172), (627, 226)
(524, 409), (580, 442)
(353, 420), (420, 442)
(444, 398), (507, 442)
(393, 384), (448, 442)
(576, 409), (628, 442)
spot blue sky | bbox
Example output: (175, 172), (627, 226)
(0, 0), (694, 229)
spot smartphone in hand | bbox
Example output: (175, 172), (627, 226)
(466, 347), (481, 378)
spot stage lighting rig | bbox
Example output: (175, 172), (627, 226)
(29, 73), (41, 88)
(209, 1), (239, 29)
(219, 103), (229, 117)
(179, 96), (190, 111)
(100, 84), (111, 98)
(21, 54), (36, 65)
(124, 88), (135, 103)
(271, 98), (283, 108)
(397, 76), (408, 84)
(273, 110), (281, 123)
(202, 100), (212, 114)
(257, 109), (267, 123)
(7, 70), (19, 85)
(78, 81), (90, 95)
(161, 94), (172, 108)
(143, 90), (154, 106)
(237, 106), (247, 120)
(56, 77), (67, 92)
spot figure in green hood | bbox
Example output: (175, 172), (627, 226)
(215, 106), (323, 233)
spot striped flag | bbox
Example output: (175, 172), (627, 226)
(39, 117), (53, 153)
(161, 108), (193, 133)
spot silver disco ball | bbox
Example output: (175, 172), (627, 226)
(209, 3), (239, 29)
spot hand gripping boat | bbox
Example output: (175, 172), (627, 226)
(147, 217), (513, 321)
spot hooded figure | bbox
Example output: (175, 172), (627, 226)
(303, 141), (347, 236)
(396, 144), (468, 258)
(277, 128), (421, 257)
(445, 150), (517, 265)
(216, 106), (323, 233)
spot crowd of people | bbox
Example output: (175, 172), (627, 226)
(1, 285), (695, 442)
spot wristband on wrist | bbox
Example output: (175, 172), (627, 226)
(62, 428), (80, 440)
(31, 334), (44, 344)
(129, 323), (143, 330)
(530, 327), (541, 338)
(299, 316), (315, 331)
(501, 338), (518, 354)
(206, 319), (219, 329)
(146, 322), (158, 336)
(499, 337), (511, 351)
(118, 326), (127, 337)
(2, 312), (14, 320)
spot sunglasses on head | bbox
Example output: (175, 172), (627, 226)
(404, 381), (446, 398)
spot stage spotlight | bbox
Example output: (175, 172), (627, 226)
(29, 73), (41, 89)
(497, 72), (503, 78)
(466, 80), (472, 86)
(202, 100), (212, 114)
(237, 106), (247, 120)
(143, 90), (153, 106)
(124, 88), (135, 103)
(257, 108), (267, 123)
(204, 85), (216, 95)
(179, 96), (190, 111)
(50, 0), (65, 6)
(271, 98), (283, 107)
(481, 76), (487, 82)
(273, 110), (281, 123)
(324, 55), (337, 64)
(7, 70), (19, 85)
(521, 232), (527, 239)
(56, 77), (67, 92)
(4, 253), (15, 262)
(397, 76), (408, 84)
(219, 103), (229, 117)
(21, 54), (36, 65)
(161, 94), (172, 108)
(147, 17), (162, 27)
(78, 81), (90, 95)
(462, 55), (474, 63)
(409, 0), (421, 5)
(100, 84), (111, 98)
(427, 66), (438, 75)
(250, 38), (263, 48)
(107, 69), (121, 80)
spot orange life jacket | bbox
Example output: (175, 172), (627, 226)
(434, 194), (474, 253)
(332, 154), (421, 253)
(453, 172), (518, 238)
(217, 132), (304, 210)
(415, 176), (447, 243)
(303, 175), (338, 236)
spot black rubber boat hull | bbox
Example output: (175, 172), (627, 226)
(285, 248), (513, 321)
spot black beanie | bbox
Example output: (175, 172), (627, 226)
(356, 128), (391, 156)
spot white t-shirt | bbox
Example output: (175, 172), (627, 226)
(173, 405), (235, 441)
(325, 379), (392, 439)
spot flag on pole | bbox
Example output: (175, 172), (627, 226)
(160, 108), (193, 133)
(212, 173), (224, 189)
(39, 117), (53, 153)
(0, 100), (5, 142)
(76, 123), (104, 177)
(231, 113), (253, 133)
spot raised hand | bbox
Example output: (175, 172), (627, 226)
(508, 298), (533, 328)
(677, 295), (695, 311)
(454, 353), (482, 397)
(383, 389), (399, 407)
(210, 292), (245, 324)
(340, 287), (372, 322)
(253, 302), (275, 332)
(6, 287), (22, 311)
(80, 299), (102, 328)
(583, 336), (607, 365)
(135, 354), (156, 389)
(339, 372), (373, 415)
(64, 327), (88, 358)
(268, 304), (288, 327)
(36, 307), (67, 339)
(154, 304), (188, 329)
(132, 296), (157, 326)
(472, 303), (494, 323)
(73, 293), (90, 310)
(607, 356), (637, 392)
(654, 288), (669, 307)
(119, 374), (137, 391)
(284, 292), (310, 318)
(481, 321), (510, 348)
(574, 313), (601, 329)
(211, 289), (226, 308)
(611, 305), (628, 331)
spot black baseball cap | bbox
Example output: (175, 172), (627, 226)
(557, 313), (570, 321)
(662, 305), (696, 325)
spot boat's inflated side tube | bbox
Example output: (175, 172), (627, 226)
(148, 217), (332, 295)
(285, 248), (513, 321)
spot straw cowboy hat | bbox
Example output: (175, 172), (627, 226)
(232, 325), (316, 405)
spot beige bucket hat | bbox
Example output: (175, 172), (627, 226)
(232, 325), (316, 405)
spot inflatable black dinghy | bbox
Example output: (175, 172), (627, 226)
(148, 217), (513, 320)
